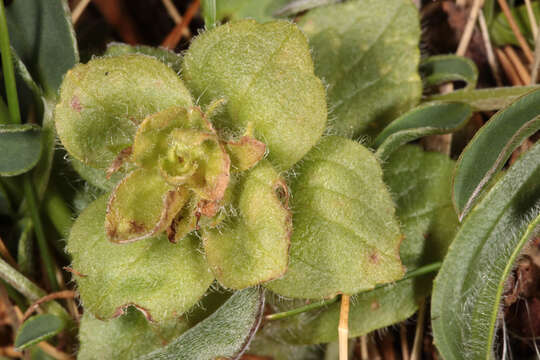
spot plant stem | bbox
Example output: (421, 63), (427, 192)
(0, 0), (20, 125)
(0, 0), (59, 291)
(266, 262), (442, 321)
(202, 0), (216, 29)
(44, 189), (73, 239)
(338, 294), (350, 360)
(23, 177), (59, 291)
(265, 297), (340, 321)
(0, 258), (68, 321)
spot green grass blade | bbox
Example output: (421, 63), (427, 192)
(453, 88), (540, 220)
(432, 142), (540, 360)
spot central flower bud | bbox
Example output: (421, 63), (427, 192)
(104, 104), (267, 244)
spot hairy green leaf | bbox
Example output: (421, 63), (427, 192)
(14, 314), (65, 350)
(263, 145), (458, 344)
(6, 0), (78, 97)
(203, 160), (291, 289)
(432, 142), (540, 360)
(0, 124), (42, 176)
(79, 308), (190, 360)
(214, 0), (289, 22)
(420, 55), (478, 91)
(182, 20), (327, 170)
(104, 42), (183, 73)
(299, 0), (421, 138)
(78, 288), (231, 360)
(67, 196), (214, 322)
(55, 54), (193, 170)
(267, 136), (403, 299)
(374, 102), (472, 160)
(453, 88), (540, 220)
(491, 1), (539, 47)
(138, 287), (264, 360)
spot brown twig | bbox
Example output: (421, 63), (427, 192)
(456, 0), (485, 56)
(92, 0), (143, 45)
(497, 0), (534, 63)
(161, 0), (200, 49)
(0, 235), (18, 269)
(504, 46), (532, 84)
(479, 11), (503, 86)
(400, 323), (410, 360)
(338, 294), (350, 360)
(22, 290), (76, 321)
(495, 47), (523, 85)
(524, 0), (538, 39)
(0, 346), (22, 358)
(359, 335), (369, 360)
(410, 300), (426, 360)
(71, 0), (91, 24)
(531, 32), (540, 84)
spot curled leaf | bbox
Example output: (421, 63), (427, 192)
(67, 196), (214, 322)
(203, 161), (291, 289)
(420, 55), (478, 91)
(106, 168), (189, 243)
(226, 135), (267, 171)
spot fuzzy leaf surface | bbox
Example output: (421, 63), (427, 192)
(138, 287), (264, 360)
(55, 54), (193, 170)
(264, 145), (457, 344)
(432, 142), (540, 360)
(0, 124), (42, 177)
(453, 88), (540, 219)
(104, 42), (183, 73)
(78, 289), (231, 360)
(299, 0), (421, 138)
(203, 160), (291, 289)
(67, 196), (214, 322)
(267, 136), (403, 299)
(182, 20), (327, 170)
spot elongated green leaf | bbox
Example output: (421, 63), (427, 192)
(14, 314), (65, 350)
(0, 181), (12, 216)
(138, 287), (265, 360)
(182, 20), (327, 171)
(104, 43), (183, 73)
(67, 196), (214, 322)
(263, 145), (458, 344)
(214, 0), (289, 22)
(79, 308), (191, 360)
(203, 161), (291, 289)
(428, 85), (540, 111)
(202, 0), (217, 28)
(420, 55), (478, 91)
(491, 1), (539, 47)
(374, 102), (472, 160)
(453, 88), (540, 220)
(299, 0), (421, 138)
(78, 288), (231, 360)
(0, 124), (42, 176)
(55, 54), (193, 170)
(267, 136), (404, 299)
(6, 0), (78, 97)
(432, 142), (540, 360)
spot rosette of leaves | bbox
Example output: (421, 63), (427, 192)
(55, 19), (405, 352)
